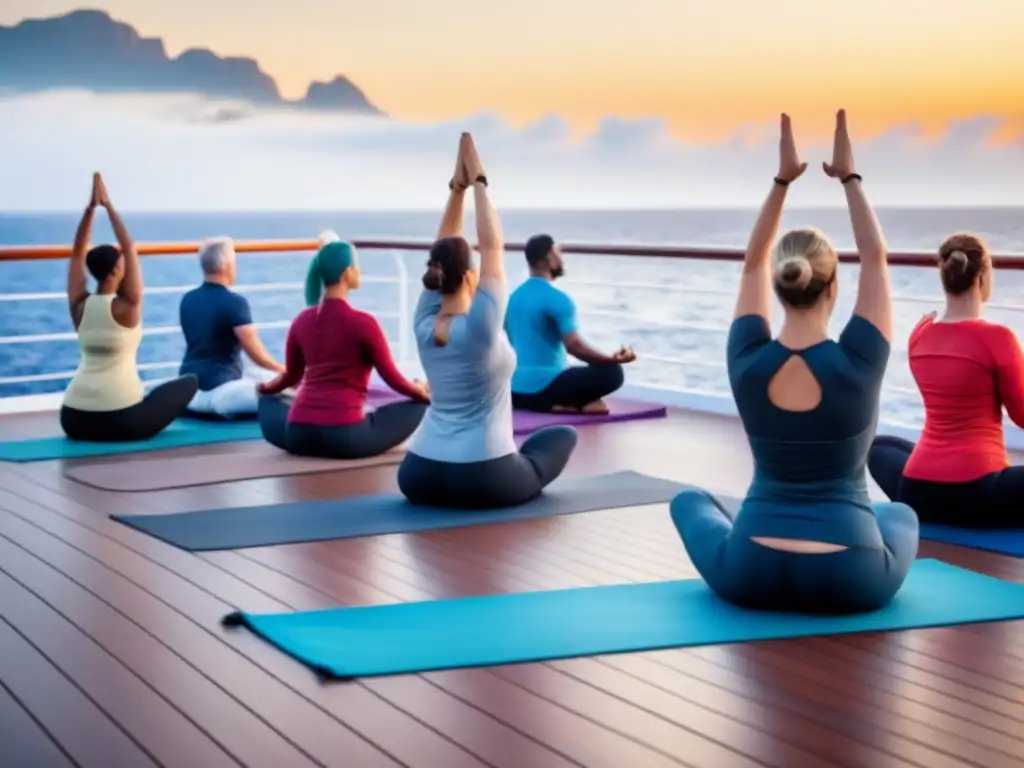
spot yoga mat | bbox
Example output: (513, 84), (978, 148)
(921, 524), (1024, 557)
(0, 419), (263, 462)
(64, 443), (405, 492)
(221, 559), (1024, 679)
(111, 470), (687, 551)
(365, 387), (668, 434)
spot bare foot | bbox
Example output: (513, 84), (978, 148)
(581, 399), (610, 415)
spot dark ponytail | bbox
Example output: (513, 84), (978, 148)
(422, 236), (472, 294)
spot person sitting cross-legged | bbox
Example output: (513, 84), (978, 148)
(506, 234), (635, 414)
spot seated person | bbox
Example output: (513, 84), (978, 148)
(506, 234), (635, 414)
(257, 239), (430, 459)
(179, 236), (284, 419)
(61, 173), (197, 442)
(868, 233), (1024, 527)
(397, 133), (579, 509)
(669, 112), (918, 614)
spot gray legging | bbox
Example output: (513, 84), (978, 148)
(670, 489), (920, 614)
(397, 425), (579, 509)
(258, 395), (426, 459)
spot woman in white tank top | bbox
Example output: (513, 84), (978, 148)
(60, 174), (198, 442)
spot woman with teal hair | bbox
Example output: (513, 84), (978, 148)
(257, 234), (430, 458)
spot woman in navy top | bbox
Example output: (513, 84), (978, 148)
(669, 111), (919, 614)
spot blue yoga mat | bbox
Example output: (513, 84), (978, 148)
(112, 470), (688, 551)
(0, 419), (263, 462)
(921, 524), (1024, 557)
(222, 559), (1024, 678)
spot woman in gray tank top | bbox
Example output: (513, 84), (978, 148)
(398, 134), (579, 509)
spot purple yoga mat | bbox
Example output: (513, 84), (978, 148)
(365, 388), (667, 433)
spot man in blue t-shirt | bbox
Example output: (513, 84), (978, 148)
(505, 234), (636, 413)
(178, 237), (284, 418)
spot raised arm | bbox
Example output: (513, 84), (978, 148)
(67, 178), (98, 328)
(94, 175), (143, 327)
(435, 134), (471, 241)
(823, 110), (891, 342)
(463, 134), (505, 287)
(734, 114), (806, 321)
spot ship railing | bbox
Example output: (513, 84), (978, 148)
(1, 238), (1022, 448)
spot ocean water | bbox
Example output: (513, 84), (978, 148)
(1, 208), (1023, 429)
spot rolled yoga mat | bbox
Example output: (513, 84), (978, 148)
(64, 442), (405, 492)
(111, 470), (688, 551)
(221, 558), (1024, 679)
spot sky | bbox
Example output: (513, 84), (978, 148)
(1, 2), (1022, 209)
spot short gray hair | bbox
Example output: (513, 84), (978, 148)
(198, 236), (236, 275)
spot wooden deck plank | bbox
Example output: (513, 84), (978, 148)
(0, 482), (478, 768)
(0, 466), (566, 768)
(0, 617), (159, 768)
(0, 564), (239, 768)
(0, 677), (77, 768)
(0, 406), (1023, 768)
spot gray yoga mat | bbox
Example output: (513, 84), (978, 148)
(111, 470), (688, 551)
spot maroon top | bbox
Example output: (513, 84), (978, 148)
(262, 299), (424, 426)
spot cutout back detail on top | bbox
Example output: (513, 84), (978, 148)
(728, 313), (891, 549)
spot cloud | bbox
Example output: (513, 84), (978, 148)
(1, 90), (1022, 211)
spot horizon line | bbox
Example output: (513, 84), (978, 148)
(3, 204), (1024, 216)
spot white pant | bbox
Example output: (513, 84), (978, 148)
(188, 377), (262, 418)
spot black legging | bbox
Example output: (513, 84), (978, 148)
(511, 363), (624, 412)
(258, 394), (427, 459)
(868, 434), (1024, 527)
(60, 375), (198, 443)
(397, 425), (579, 509)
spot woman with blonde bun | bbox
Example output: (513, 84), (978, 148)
(869, 233), (1024, 526)
(668, 111), (918, 614)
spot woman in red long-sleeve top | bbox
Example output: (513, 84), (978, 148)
(868, 233), (1024, 526)
(257, 239), (430, 459)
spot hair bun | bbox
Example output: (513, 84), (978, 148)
(945, 249), (969, 270)
(422, 263), (444, 291)
(777, 257), (812, 290)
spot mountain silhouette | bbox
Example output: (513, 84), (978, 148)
(0, 9), (384, 115)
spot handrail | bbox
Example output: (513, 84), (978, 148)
(2, 239), (1023, 269)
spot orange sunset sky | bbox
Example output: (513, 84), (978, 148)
(3, 0), (1022, 142)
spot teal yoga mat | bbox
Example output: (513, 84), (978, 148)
(0, 419), (263, 462)
(112, 470), (688, 551)
(222, 559), (1024, 678)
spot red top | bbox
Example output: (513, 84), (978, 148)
(904, 314), (1024, 482)
(262, 299), (424, 427)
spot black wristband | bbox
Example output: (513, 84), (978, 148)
(841, 173), (862, 185)
(773, 176), (790, 187)
(474, 174), (488, 188)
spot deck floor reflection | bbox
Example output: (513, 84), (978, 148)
(1, 406), (1023, 768)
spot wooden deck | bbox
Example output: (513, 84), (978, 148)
(1, 406), (1023, 768)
